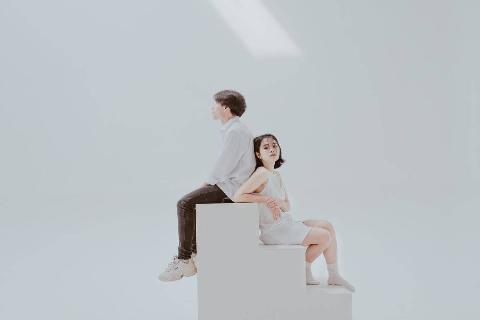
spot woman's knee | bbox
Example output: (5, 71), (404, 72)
(316, 228), (332, 244)
(323, 220), (335, 235)
(304, 219), (335, 233)
(303, 227), (331, 246)
(314, 219), (335, 236)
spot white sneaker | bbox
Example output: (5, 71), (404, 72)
(191, 252), (198, 271)
(158, 255), (197, 282)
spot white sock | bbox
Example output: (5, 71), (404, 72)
(327, 262), (338, 274)
(327, 263), (355, 292)
(306, 262), (320, 285)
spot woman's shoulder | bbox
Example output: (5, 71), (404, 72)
(254, 166), (270, 175)
(253, 167), (274, 180)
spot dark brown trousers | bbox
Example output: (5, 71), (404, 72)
(177, 184), (232, 260)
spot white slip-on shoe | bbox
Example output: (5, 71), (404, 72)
(158, 255), (197, 282)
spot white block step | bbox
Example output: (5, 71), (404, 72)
(196, 203), (352, 320)
(257, 244), (306, 294)
(196, 203), (260, 253)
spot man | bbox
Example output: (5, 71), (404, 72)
(159, 90), (256, 282)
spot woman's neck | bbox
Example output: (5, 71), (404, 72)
(262, 163), (275, 172)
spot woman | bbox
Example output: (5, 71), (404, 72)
(233, 134), (355, 291)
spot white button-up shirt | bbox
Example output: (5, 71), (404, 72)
(207, 116), (256, 200)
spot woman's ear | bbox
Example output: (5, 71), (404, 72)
(255, 151), (261, 159)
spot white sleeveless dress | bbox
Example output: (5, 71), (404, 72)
(258, 170), (312, 245)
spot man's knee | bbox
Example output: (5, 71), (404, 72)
(222, 197), (233, 203)
(177, 197), (191, 211)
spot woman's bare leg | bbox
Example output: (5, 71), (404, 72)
(301, 227), (332, 263)
(303, 219), (355, 292)
(303, 219), (337, 264)
(300, 227), (331, 285)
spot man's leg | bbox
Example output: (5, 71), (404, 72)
(177, 184), (229, 260)
(191, 193), (233, 254)
(159, 184), (230, 282)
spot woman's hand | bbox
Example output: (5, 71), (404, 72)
(265, 197), (282, 220)
(265, 197), (280, 208)
(270, 206), (281, 220)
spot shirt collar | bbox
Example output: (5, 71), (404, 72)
(220, 116), (240, 133)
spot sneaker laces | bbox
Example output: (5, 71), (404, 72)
(165, 255), (180, 271)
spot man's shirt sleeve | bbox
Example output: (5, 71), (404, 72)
(207, 130), (245, 186)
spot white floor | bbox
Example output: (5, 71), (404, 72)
(1, 185), (479, 320)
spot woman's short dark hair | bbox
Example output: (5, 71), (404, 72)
(253, 134), (285, 170)
(213, 90), (247, 117)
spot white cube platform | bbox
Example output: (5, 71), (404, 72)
(196, 203), (352, 320)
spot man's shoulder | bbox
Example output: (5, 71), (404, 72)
(227, 121), (253, 139)
(229, 118), (248, 129)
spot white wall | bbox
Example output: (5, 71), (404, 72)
(1, 1), (479, 319)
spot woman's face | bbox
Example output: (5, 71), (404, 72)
(256, 137), (280, 164)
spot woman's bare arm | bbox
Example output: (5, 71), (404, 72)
(233, 167), (271, 203)
(234, 168), (283, 220)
